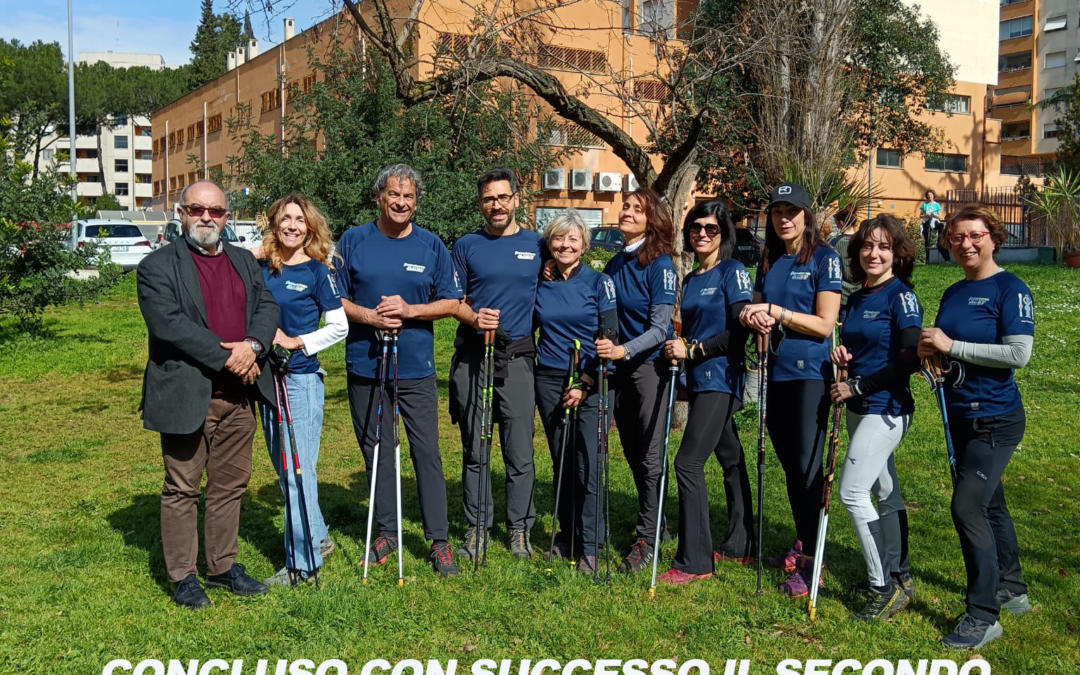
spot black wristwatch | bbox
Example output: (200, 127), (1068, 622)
(246, 338), (264, 356)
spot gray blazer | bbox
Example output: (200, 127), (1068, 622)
(136, 238), (280, 435)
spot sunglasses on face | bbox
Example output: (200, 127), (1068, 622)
(946, 231), (990, 246)
(182, 204), (228, 219)
(689, 221), (720, 237)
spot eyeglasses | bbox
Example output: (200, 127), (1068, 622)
(480, 193), (516, 207)
(689, 221), (720, 238)
(946, 231), (990, 246)
(182, 204), (228, 219)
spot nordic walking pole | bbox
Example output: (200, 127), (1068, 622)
(391, 332), (404, 586)
(595, 315), (618, 583)
(279, 370), (320, 587)
(919, 354), (961, 483)
(754, 330), (770, 596)
(272, 371), (297, 585)
(648, 343), (681, 599)
(362, 333), (391, 584)
(809, 327), (845, 621)
(474, 329), (496, 572)
(547, 341), (580, 571)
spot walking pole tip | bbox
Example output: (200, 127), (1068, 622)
(648, 586), (656, 599)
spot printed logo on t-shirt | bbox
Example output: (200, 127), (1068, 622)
(1018, 293), (1034, 323)
(968, 297), (989, 306)
(900, 292), (920, 317)
(663, 269), (677, 293)
(285, 280), (309, 293)
(790, 271), (811, 281)
(862, 310), (880, 320)
(828, 257), (842, 281)
(404, 263), (427, 274)
(796, 359), (805, 370)
(515, 251), (537, 260)
(327, 274), (339, 297)
(700, 287), (717, 296)
(735, 269), (752, 292)
(602, 278), (617, 302)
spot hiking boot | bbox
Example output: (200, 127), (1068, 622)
(172, 574), (210, 609)
(850, 582), (909, 621)
(853, 572), (915, 600)
(942, 613), (1003, 650)
(205, 563), (269, 596)
(430, 541), (459, 577)
(361, 533), (398, 566)
(767, 539), (803, 572)
(457, 527), (490, 563)
(320, 537), (336, 559)
(713, 549), (755, 566)
(996, 589), (1031, 615)
(577, 555), (598, 573)
(545, 537), (571, 562)
(509, 529), (533, 559)
(263, 567), (316, 587)
(658, 568), (712, 585)
(778, 557), (822, 598)
(618, 538), (655, 574)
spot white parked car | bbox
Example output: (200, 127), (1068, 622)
(73, 219), (153, 271)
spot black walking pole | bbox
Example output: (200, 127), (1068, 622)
(809, 328), (845, 620)
(475, 329), (496, 571)
(595, 315), (618, 582)
(271, 370), (297, 585)
(547, 340), (580, 570)
(648, 340), (681, 599)
(755, 331), (770, 596)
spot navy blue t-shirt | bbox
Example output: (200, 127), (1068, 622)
(335, 222), (463, 379)
(451, 227), (543, 342)
(681, 259), (753, 396)
(840, 278), (923, 416)
(262, 259), (342, 374)
(935, 271), (1034, 418)
(535, 265), (617, 374)
(754, 246), (843, 381)
(603, 249), (677, 362)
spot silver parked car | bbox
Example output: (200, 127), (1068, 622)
(73, 219), (153, 271)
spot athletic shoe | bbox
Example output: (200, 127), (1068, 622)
(361, 533), (398, 566)
(457, 527), (489, 563)
(429, 541), (459, 577)
(577, 555), (598, 573)
(767, 539), (803, 572)
(854, 572), (915, 600)
(320, 537), (336, 559)
(942, 613), (1003, 650)
(778, 558), (823, 598)
(263, 567), (317, 587)
(618, 538), (655, 574)
(996, 589), (1032, 615)
(850, 582), (909, 621)
(545, 537), (571, 562)
(509, 529), (533, 559)
(205, 563), (269, 596)
(658, 568), (712, 585)
(172, 574), (211, 609)
(713, 550), (755, 566)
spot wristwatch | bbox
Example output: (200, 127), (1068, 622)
(620, 347), (632, 362)
(246, 338), (264, 356)
(845, 377), (863, 397)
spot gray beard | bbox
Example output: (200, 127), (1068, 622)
(187, 225), (221, 249)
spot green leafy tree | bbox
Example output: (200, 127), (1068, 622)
(189, 0), (244, 89)
(0, 39), (67, 178)
(242, 11), (255, 41)
(1051, 75), (1080, 174)
(92, 193), (123, 212)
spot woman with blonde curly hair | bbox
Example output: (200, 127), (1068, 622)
(258, 193), (347, 586)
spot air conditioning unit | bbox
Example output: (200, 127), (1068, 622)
(595, 172), (622, 192)
(542, 168), (566, 191)
(626, 174), (640, 192)
(570, 169), (592, 191)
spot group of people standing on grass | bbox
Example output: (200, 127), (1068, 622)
(136, 165), (1035, 652)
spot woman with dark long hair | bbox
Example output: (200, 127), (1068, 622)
(738, 182), (842, 598)
(829, 215), (921, 620)
(657, 200), (754, 584)
(594, 188), (677, 573)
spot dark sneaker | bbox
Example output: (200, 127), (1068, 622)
(545, 537), (571, 562)
(205, 563), (269, 596)
(577, 555), (598, 573)
(457, 527), (490, 563)
(362, 533), (398, 566)
(854, 573), (916, 600)
(430, 541), (459, 577)
(996, 589), (1031, 615)
(509, 529), (533, 559)
(850, 582), (909, 621)
(263, 567), (316, 587)
(618, 538), (655, 574)
(172, 574), (210, 609)
(942, 613), (1003, 650)
(766, 539), (803, 572)
(320, 537), (336, 559)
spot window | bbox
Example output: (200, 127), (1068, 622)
(177, 129), (185, 144)
(1046, 51), (1066, 69)
(113, 115), (128, 127)
(536, 44), (607, 74)
(115, 182), (129, 196)
(167, 132), (176, 148)
(634, 80), (669, 102)
(261, 88), (281, 112)
(543, 122), (605, 149)
(138, 126), (152, 137)
(999, 16), (1033, 40)
(1000, 0), (1029, 5)
(1044, 15), (1067, 32)
(114, 159), (129, 173)
(207, 113), (223, 133)
(138, 150), (152, 160)
(302, 74), (316, 93)
(924, 154), (968, 172)
(1044, 123), (1059, 139)
(114, 135), (128, 149)
(1002, 121), (1030, 140)
(999, 51), (1032, 72)
(639, 0), (675, 36)
(85, 174), (101, 183)
(1045, 87), (1061, 101)
(170, 176), (178, 191)
(875, 149), (902, 168)
(42, 149), (55, 162)
(928, 94), (971, 114)
(136, 173), (152, 184)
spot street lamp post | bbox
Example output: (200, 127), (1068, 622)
(68, 0), (77, 248)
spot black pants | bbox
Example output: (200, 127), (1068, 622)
(347, 373), (449, 542)
(535, 367), (605, 558)
(766, 379), (831, 556)
(949, 406), (1027, 623)
(613, 358), (673, 543)
(673, 391), (755, 574)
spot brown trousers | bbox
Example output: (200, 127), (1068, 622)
(160, 394), (256, 583)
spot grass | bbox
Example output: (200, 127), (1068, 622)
(0, 266), (1078, 674)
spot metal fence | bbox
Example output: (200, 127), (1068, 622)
(945, 188), (1050, 248)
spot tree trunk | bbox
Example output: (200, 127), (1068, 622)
(663, 162), (699, 432)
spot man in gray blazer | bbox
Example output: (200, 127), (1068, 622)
(137, 180), (279, 609)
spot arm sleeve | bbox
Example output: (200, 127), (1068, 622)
(694, 300), (750, 360)
(300, 306), (348, 356)
(622, 303), (674, 359)
(432, 242), (465, 301)
(450, 240), (469, 296)
(851, 326), (921, 397)
(816, 248), (844, 293)
(948, 335), (1033, 369)
(334, 231), (355, 300)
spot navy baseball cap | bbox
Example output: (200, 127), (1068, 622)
(768, 182), (813, 212)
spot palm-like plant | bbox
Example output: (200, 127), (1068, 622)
(1023, 168), (1080, 257)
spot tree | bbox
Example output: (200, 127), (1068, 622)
(1051, 75), (1080, 174)
(242, 11), (255, 41)
(189, 0), (244, 89)
(0, 40), (67, 178)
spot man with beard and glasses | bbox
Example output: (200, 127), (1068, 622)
(449, 167), (544, 562)
(136, 180), (280, 608)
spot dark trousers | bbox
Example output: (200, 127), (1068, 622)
(949, 406), (1027, 623)
(673, 391), (755, 574)
(535, 367), (605, 558)
(766, 379), (830, 555)
(347, 373), (448, 542)
(450, 349), (536, 531)
(613, 358), (673, 543)
(160, 394), (256, 583)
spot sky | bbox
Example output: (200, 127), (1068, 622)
(0, 0), (340, 67)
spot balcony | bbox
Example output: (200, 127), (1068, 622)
(77, 182), (104, 198)
(134, 159), (152, 174)
(134, 183), (153, 197)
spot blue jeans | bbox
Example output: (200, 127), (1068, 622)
(261, 370), (328, 572)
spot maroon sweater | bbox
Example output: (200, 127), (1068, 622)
(188, 240), (248, 392)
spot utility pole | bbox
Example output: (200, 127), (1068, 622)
(67, 0), (78, 247)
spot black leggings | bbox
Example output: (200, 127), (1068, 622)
(672, 391), (754, 574)
(765, 379), (831, 556)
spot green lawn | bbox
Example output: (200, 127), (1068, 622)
(1, 265), (1078, 674)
